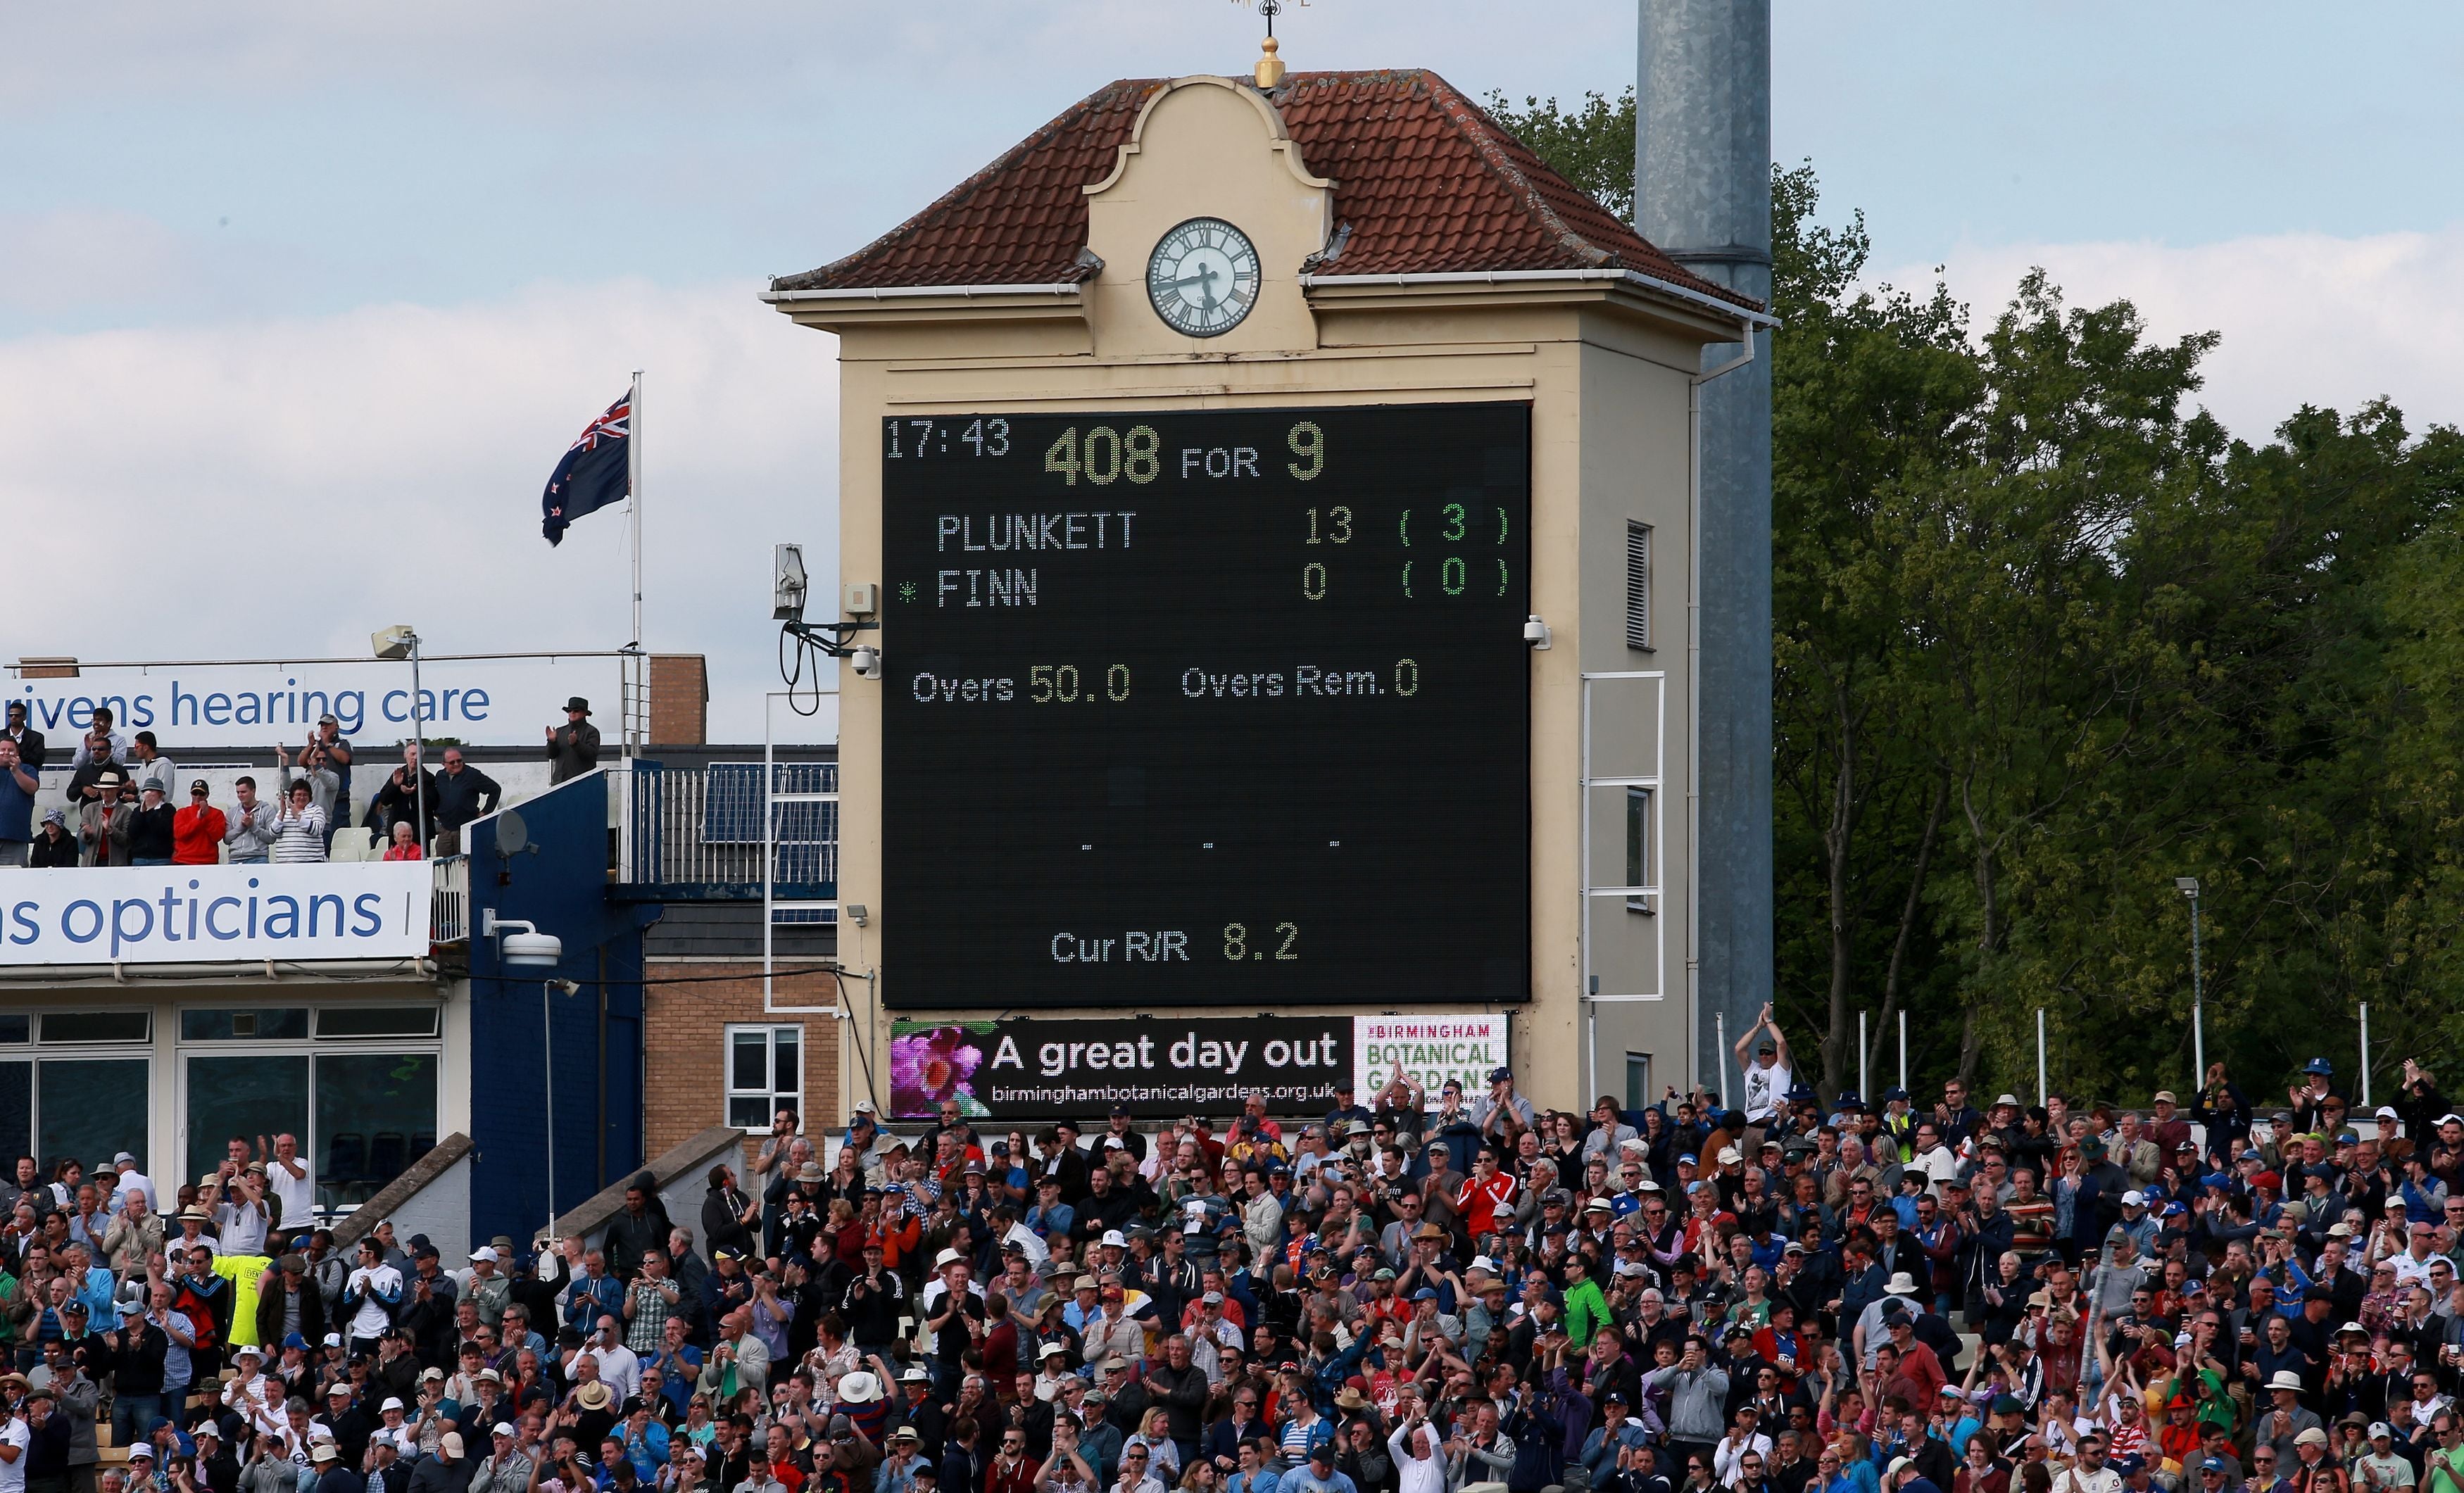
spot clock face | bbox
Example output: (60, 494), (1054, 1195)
(1146, 218), (1260, 337)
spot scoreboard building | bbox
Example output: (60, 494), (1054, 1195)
(767, 67), (1770, 1118)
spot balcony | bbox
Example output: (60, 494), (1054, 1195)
(619, 761), (837, 909)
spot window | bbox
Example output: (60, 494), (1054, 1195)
(187, 1055), (309, 1188)
(316, 1007), (440, 1038)
(315, 1054), (438, 1211)
(0, 1011), (153, 1169)
(1625, 522), (1652, 651)
(39, 1059), (148, 1170)
(39, 1012), (149, 1044)
(182, 1009), (310, 1042)
(726, 1025), (803, 1130)
(1626, 786), (1652, 914)
(1625, 1054), (1652, 1113)
(175, 1003), (445, 1221)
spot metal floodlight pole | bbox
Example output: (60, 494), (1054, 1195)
(2037, 1008), (2048, 1104)
(1857, 1011), (1868, 1099)
(1714, 1012), (1726, 1102)
(2176, 877), (2204, 1088)
(2361, 1002), (2372, 1107)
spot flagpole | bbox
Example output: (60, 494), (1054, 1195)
(627, 368), (643, 758)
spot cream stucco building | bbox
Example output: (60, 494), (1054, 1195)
(767, 67), (1771, 1116)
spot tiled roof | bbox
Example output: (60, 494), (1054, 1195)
(772, 70), (1758, 312)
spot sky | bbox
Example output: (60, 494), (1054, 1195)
(4, 1), (2460, 739)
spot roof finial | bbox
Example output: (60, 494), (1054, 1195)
(1252, 0), (1287, 88)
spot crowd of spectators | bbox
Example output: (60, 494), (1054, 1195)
(0, 702), (505, 868)
(5, 1011), (2464, 1493)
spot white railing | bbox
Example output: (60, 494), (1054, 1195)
(430, 857), (468, 943)
(626, 762), (838, 887)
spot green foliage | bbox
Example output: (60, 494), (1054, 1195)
(1502, 91), (2464, 1102)
(1482, 89), (1637, 221)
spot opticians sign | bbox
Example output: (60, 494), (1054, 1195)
(0, 862), (434, 967)
(888, 1012), (1510, 1120)
(6, 657), (624, 751)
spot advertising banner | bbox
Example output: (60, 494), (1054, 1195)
(1352, 1014), (1510, 1102)
(888, 1014), (1509, 1121)
(7, 657), (622, 751)
(0, 862), (434, 966)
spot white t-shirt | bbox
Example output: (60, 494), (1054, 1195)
(0, 1414), (30, 1493)
(589, 1343), (641, 1401)
(267, 1159), (315, 1230)
(1742, 1059), (1792, 1123)
(349, 1264), (404, 1336)
(218, 1199), (271, 1256)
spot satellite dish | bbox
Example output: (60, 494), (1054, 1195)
(494, 810), (529, 859)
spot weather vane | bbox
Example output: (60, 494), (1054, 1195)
(1237, 0), (1305, 87)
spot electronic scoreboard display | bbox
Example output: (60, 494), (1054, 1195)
(879, 403), (1530, 1008)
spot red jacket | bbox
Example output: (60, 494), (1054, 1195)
(173, 804), (227, 864)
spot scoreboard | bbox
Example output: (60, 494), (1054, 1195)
(879, 403), (1530, 1008)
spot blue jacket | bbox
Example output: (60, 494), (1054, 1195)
(1307, 1335), (1369, 1418)
(562, 1274), (624, 1331)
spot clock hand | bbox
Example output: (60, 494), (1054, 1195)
(1169, 265), (1225, 291)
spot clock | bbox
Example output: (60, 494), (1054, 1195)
(1145, 217), (1260, 337)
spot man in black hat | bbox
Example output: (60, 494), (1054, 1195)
(546, 699), (600, 784)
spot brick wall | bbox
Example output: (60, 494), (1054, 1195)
(643, 960), (843, 1165)
(647, 655), (708, 746)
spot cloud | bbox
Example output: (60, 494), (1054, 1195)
(0, 279), (840, 741)
(0, 1), (1637, 115)
(1892, 227), (2464, 440)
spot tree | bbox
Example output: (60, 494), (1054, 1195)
(1483, 89), (1636, 221)
(1491, 93), (2464, 1105)
(1766, 163), (1978, 1100)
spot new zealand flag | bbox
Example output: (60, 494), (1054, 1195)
(540, 391), (631, 546)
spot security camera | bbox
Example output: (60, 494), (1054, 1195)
(1523, 615), (1552, 650)
(849, 645), (881, 679)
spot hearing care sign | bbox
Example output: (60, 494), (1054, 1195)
(888, 1013), (1508, 1121)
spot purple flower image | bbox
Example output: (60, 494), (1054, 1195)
(890, 1025), (989, 1117)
